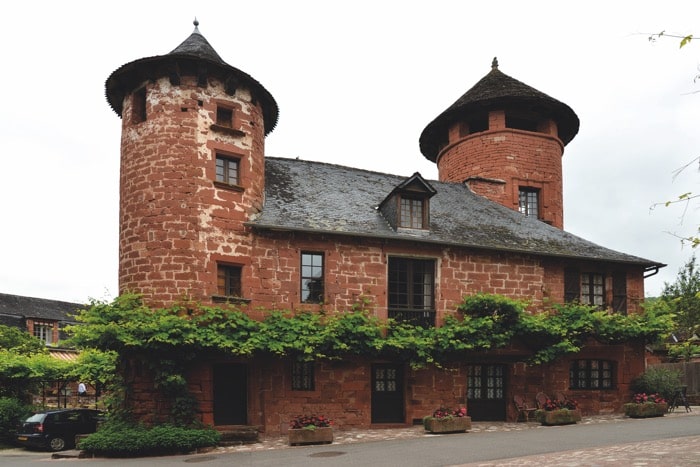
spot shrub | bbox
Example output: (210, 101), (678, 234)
(0, 397), (32, 443)
(78, 422), (220, 457)
(630, 366), (682, 401)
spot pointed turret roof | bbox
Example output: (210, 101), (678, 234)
(105, 20), (278, 134)
(419, 58), (579, 161)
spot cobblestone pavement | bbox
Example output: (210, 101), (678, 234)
(217, 407), (700, 465)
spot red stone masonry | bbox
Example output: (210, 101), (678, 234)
(437, 110), (565, 228)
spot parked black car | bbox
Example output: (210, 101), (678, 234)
(15, 408), (103, 451)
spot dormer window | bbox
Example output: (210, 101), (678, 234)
(379, 173), (436, 232)
(400, 197), (425, 229)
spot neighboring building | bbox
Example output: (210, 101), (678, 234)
(104, 22), (664, 432)
(0, 292), (82, 347)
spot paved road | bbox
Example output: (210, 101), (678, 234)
(2, 414), (698, 466)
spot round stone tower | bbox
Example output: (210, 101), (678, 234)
(105, 21), (278, 307)
(419, 58), (579, 229)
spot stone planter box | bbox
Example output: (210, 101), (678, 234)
(623, 402), (668, 418)
(423, 416), (472, 433)
(288, 427), (333, 446)
(535, 409), (581, 426)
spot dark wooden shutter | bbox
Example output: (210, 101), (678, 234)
(612, 271), (627, 314)
(564, 268), (580, 303)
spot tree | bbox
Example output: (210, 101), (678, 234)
(661, 255), (700, 341)
(648, 31), (699, 247)
(0, 324), (46, 355)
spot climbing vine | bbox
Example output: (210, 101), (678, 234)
(66, 293), (673, 425)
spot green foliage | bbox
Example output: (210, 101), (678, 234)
(0, 397), (33, 442)
(666, 340), (700, 362)
(66, 293), (673, 422)
(630, 366), (682, 401)
(0, 324), (46, 355)
(0, 350), (74, 399)
(78, 421), (221, 457)
(661, 255), (700, 339)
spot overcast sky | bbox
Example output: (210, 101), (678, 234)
(1, 1), (698, 304)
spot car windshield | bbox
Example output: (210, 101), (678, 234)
(25, 413), (46, 423)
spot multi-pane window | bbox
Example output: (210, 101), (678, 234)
(581, 273), (605, 307)
(215, 155), (240, 186)
(33, 321), (53, 345)
(388, 257), (435, 327)
(216, 106), (234, 127)
(217, 264), (242, 297)
(399, 197), (424, 229)
(301, 252), (324, 303)
(467, 365), (504, 400)
(291, 361), (315, 391)
(570, 359), (614, 389)
(518, 188), (539, 217)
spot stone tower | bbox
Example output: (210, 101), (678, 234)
(419, 58), (579, 229)
(105, 21), (278, 307)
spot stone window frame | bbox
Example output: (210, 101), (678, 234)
(387, 256), (436, 327)
(291, 361), (315, 391)
(213, 150), (244, 192)
(300, 251), (324, 304)
(518, 187), (540, 218)
(569, 359), (615, 390)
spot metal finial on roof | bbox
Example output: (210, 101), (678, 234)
(193, 17), (200, 33)
(491, 57), (499, 70)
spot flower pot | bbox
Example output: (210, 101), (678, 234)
(423, 416), (472, 433)
(536, 409), (581, 426)
(623, 402), (668, 418)
(288, 426), (334, 446)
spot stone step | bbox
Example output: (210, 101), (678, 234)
(215, 425), (261, 445)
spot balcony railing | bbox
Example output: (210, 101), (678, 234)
(388, 310), (436, 328)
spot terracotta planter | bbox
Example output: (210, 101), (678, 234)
(623, 402), (668, 418)
(536, 409), (581, 426)
(423, 416), (472, 433)
(288, 427), (333, 446)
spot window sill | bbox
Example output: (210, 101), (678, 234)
(212, 295), (251, 305)
(214, 181), (245, 192)
(211, 124), (245, 137)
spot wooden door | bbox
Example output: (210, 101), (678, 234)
(371, 364), (404, 423)
(467, 364), (506, 421)
(213, 364), (247, 425)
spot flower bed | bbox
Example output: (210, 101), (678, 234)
(288, 415), (333, 446)
(423, 407), (471, 433)
(536, 397), (581, 426)
(623, 393), (668, 418)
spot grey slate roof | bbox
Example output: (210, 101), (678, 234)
(0, 293), (83, 322)
(252, 157), (661, 267)
(105, 20), (279, 134)
(420, 59), (580, 161)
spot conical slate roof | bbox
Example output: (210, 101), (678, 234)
(105, 20), (278, 134)
(420, 58), (579, 161)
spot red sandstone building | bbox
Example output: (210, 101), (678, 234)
(105, 23), (663, 432)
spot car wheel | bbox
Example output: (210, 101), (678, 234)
(48, 436), (66, 451)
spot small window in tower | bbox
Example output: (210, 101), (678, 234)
(216, 106), (234, 128)
(215, 154), (240, 186)
(301, 252), (324, 304)
(132, 88), (147, 124)
(467, 115), (488, 134)
(217, 264), (242, 298)
(518, 187), (539, 218)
